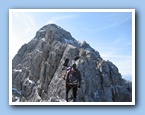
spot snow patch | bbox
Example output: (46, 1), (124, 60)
(15, 96), (20, 102)
(42, 38), (46, 41)
(59, 99), (67, 102)
(64, 38), (75, 45)
(13, 69), (22, 73)
(85, 47), (92, 51)
(28, 79), (35, 84)
(39, 29), (46, 32)
(35, 49), (42, 54)
(12, 88), (22, 95)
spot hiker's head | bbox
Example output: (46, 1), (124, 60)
(71, 64), (77, 70)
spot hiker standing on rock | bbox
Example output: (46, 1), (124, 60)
(65, 64), (81, 102)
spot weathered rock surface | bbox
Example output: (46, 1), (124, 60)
(12, 24), (132, 102)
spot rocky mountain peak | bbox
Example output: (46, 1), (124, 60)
(35, 24), (78, 45)
(12, 24), (132, 102)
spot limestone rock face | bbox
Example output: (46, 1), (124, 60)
(12, 24), (132, 102)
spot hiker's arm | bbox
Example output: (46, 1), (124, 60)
(63, 70), (69, 80)
(65, 70), (70, 82)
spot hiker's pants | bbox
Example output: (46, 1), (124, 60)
(66, 84), (77, 102)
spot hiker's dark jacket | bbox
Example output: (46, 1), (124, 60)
(66, 69), (82, 87)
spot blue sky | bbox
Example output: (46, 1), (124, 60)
(10, 9), (133, 80)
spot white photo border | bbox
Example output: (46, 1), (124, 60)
(9, 9), (135, 105)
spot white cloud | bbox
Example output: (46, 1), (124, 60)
(10, 12), (133, 77)
(11, 13), (76, 59)
(89, 41), (132, 76)
(99, 49), (132, 75)
(101, 52), (131, 59)
(103, 13), (131, 29)
(122, 74), (132, 81)
(12, 12), (37, 42)
(47, 15), (76, 24)
(85, 13), (132, 34)
(11, 12), (38, 59)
